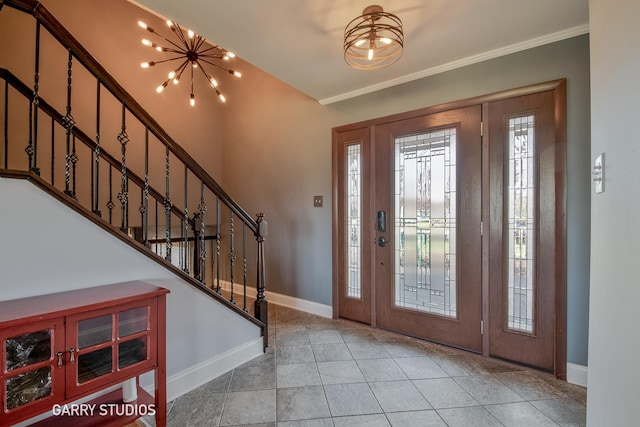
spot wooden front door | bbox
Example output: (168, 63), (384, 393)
(373, 106), (483, 351)
(333, 81), (566, 374)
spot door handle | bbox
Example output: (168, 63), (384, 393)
(377, 236), (390, 247)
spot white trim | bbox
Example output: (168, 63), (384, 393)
(143, 337), (263, 402)
(265, 290), (333, 318)
(566, 363), (588, 388)
(319, 24), (590, 105)
(218, 280), (333, 319)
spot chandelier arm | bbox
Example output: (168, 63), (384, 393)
(196, 62), (216, 83)
(171, 21), (192, 52)
(198, 45), (220, 55)
(198, 58), (232, 71)
(174, 59), (191, 80)
(193, 36), (207, 53)
(146, 56), (189, 66)
(198, 52), (224, 60)
(148, 30), (185, 52)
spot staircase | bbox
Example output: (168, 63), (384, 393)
(0, 0), (268, 346)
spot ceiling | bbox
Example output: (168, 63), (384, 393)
(131, 0), (589, 105)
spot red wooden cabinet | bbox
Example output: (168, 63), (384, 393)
(0, 282), (169, 426)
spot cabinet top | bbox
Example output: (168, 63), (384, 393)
(0, 281), (169, 326)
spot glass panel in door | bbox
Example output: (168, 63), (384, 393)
(394, 128), (457, 317)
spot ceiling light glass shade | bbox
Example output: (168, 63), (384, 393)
(344, 5), (404, 70)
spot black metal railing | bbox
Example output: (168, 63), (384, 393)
(0, 0), (268, 344)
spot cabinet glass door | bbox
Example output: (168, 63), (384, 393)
(76, 314), (114, 384)
(66, 300), (156, 395)
(117, 307), (149, 369)
(1, 318), (64, 423)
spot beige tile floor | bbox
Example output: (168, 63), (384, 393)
(163, 304), (586, 426)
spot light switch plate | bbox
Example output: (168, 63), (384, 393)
(313, 195), (323, 207)
(593, 153), (604, 194)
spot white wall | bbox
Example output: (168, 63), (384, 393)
(0, 177), (262, 401)
(587, 0), (640, 424)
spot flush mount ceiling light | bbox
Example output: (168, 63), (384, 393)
(344, 5), (404, 70)
(138, 19), (241, 106)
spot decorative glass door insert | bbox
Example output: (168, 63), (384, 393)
(394, 128), (457, 317)
(507, 115), (536, 333)
(346, 143), (362, 299)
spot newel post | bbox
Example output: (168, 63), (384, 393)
(255, 213), (268, 349)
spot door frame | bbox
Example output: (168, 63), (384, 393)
(331, 79), (567, 378)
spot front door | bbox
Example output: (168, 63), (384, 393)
(373, 106), (483, 351)
(333, 81), (565, 373)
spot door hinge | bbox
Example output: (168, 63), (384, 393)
(480, 221), (484, 236)
(480, 121), (484, 137)
(481, 320), (484, 335)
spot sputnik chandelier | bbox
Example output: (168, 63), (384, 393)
(138, 19), (241, 106)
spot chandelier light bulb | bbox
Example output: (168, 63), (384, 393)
(156, 82), (167, 93)
(187, 29), (195, 39)
(380, 37), (392, 44)
(142, 39), (152, 47)
(140, 61), (154, 68)
(368, 48), (374, 60)
(168, 71), (176, 79)
(232, 70), (242, 78)
(166, 20), (173, 28)
(210, 78), (218, 87)
(190, 93), (195, 107)
(138, 21), (148, 30)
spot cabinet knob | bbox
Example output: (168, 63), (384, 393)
(69, 347), (75, 364)
(56, 351), (63, 367)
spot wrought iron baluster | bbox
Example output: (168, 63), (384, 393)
(215, 196), (221, 293)
(30, 21), (41, 175)
(198, 182), (206, 283)
(243, 223), (247, 312)
(93, 80), (101, 216)
(182, 165), (189, 273)
(107, 166), (114, 224)
(50, 117), (54, 184)
(155, 199), (159, 255)
(210, 231), (215, 287)
(63, 50), (75, 198)
(117, 104), (129, 233)
(192, 212), (201, 280)
(26, 92), (33, 169)
(4, 80), (8, 169)
(229, 211), (236, 304)
(71, 134), (78, 197)
(164, 144), (172, 261)
(142, 128), (149, 247)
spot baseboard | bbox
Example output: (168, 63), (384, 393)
(265, 290), (333, 318)
(143, 336), (263, 402)
(566, 362), (588, 387)
(219, 280), (333, 319)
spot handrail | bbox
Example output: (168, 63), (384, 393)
(3, 0), (257, 230)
